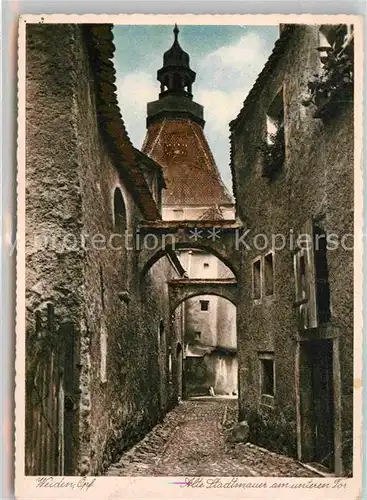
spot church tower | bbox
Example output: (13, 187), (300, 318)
(142, 26), (237, 398)
(142, 24), (234, 221)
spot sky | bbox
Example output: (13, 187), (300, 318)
(113, 25), (279, 191)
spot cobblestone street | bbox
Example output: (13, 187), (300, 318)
(106, 398), (317, 477)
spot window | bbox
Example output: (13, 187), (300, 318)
(172, 209), (184, 220)
(266, 88), (284, 145)
(252, 259), (261, 300)
(264, 253), (274, 296)
(203, 262), (210, 269)
(195, 331), (201, 341)
(261, 359), (275, 396)
(261, 88), (285, 180)
(259, 352), (275, 400)
(113, 188), (127, 233)
(314, 225), (331, 324)
(200, 300), (209, 311)
(159, 319), (164, 343)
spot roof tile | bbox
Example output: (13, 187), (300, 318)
(142, 118), (233, 206)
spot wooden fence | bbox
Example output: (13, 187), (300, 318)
(25, 304), (78, 475)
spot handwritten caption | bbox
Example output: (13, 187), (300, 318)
(180, 477), (348, 490)
(36, 477), (96, 491)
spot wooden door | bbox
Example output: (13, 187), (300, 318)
(311, 339), (334, 469)
(300, 339), (335, 471)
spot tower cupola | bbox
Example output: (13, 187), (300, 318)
(157, 24), (196, 98)
(146, 24), (204, 127)
(142, 25), (234, 211)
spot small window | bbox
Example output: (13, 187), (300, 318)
(200, 300), (209, 311)
(158, 319), (164, 343)
(252, 259), (261, 300)
(172, 209), (184, 220)
(314, 225), (331, 324)
(264, 253), (274, 296)
(259, 353), (275, 398)
(203, 263), (210, 269)
(195, 331), (201, 341)
(113, 188), (127, 233)
(262, 88), (285, 180)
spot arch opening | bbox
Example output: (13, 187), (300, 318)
(141, 242), (238, 280)
(171, 291), (237, 315)
(173, 294), (238, 400)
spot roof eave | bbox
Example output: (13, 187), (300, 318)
(83, 24), (161, 221)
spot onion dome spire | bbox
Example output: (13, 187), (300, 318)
(157, 24), (196, 98)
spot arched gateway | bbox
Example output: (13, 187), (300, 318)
(138, 219), (243, 279)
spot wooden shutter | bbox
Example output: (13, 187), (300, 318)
(293, 219), (318, 330)
(303, 219), (318, 328)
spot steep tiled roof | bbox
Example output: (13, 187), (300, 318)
(82, 24), (161, 221)
(142, 118), (234, 206)
(133, 147), (166, 188)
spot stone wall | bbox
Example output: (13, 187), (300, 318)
(231, 25), (353, 473)
(25, 23), (183, 476)
(25, 23), (87, 475)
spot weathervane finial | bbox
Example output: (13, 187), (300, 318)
(173, 24), (179, 42)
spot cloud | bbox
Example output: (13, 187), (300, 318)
(204, 32), (266, 67)
(193, 33), (271, 187)
(115, 31), (275, 189)
(196, 89), (247, 134)
(116, 71), (157, 148)
(197, 32), (269, 93)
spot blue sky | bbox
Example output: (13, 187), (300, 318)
(113, 25), (279, 190)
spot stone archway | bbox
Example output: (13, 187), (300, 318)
(137, 219), (243, 279)
(170, 283), (239, 399)
(168, 278), (239, 315)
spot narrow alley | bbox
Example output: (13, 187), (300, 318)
(24, 21), (355, 480)
(106, 399), (316, 477)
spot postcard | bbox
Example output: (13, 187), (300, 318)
(15, 13), (363, 499)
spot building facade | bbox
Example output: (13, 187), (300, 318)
(141, 26), (238, 397)
(230, 24), (354, 474)
(25, 23), (185, 476)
